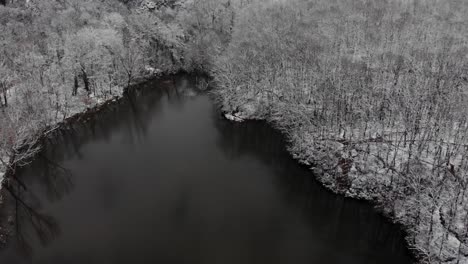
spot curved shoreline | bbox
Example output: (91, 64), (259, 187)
(218, 110), (425, 263)
(218, 96), (468, 264)
(0, 74), (417, 263)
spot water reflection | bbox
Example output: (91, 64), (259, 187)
(0, 75), (412, 264)
(2, 152), (74, 258)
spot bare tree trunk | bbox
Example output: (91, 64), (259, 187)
(73, 75), (78, 96)
(1, 82), (7, 107)
(80, 66), (90, 93)
(127, 72), (132, 89)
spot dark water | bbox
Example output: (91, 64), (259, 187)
(0, 76), (413, 264)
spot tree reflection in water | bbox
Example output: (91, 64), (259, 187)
(0, 75), (411, 264)
(2, 152), (74, 258)
(1, 75), (201, 259)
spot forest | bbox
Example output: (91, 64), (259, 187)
(0, 0), (191, 171)
(1, 0), (468, 263)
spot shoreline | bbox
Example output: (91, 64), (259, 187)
(220, 112), (423, 264)
(0, 73), (430, 264)
(217, 104), (452, 264)
(0, 71), (182, 250)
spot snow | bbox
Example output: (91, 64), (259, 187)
(145, 66), (162, 75)
(0, 155), (7, 188)
(224, 113), (244, 122)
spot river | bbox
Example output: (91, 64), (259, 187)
(0, 75), (413, 264)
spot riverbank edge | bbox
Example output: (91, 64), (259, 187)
(0, 71), (186, 250)
(219, 109), (425, 264)
(0, 73), (421, 263)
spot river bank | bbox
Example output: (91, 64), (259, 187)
(0, 70), (419, 264)
(0, 74), (413, 264)
(0, 71), (461, 264)
(0, 71), (188, 250)
(219, 97), (468, 264)
(0, 0), (190, 200)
